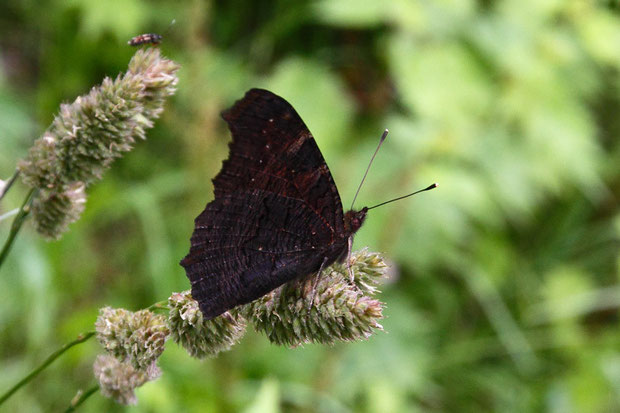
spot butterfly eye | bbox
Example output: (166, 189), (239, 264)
(348, 215), (365, 233)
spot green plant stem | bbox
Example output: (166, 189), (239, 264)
(147, 300), (169, 313)
(0, 331), (96, 405)
(65, 385), (99, 412)
(0, 169), (19, 201)
(0, 188), (35, 270)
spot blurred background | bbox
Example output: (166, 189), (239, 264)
(2, 0), (620, 411)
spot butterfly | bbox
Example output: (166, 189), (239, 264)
(180, 89), (370, 320)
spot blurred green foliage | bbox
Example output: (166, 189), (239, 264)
(2, 0), (620, 411)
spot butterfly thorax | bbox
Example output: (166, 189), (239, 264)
(343, 207), (368, 236)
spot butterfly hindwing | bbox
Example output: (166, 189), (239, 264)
(182, 190), (334, 319)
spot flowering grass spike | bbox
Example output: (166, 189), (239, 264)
(242, 249), (389, 347)
(30, 183), (86, 240)
(95, 307), (170, 370)
(93, 355), (161, 405)
(17, 48), (179, 239)
(168, 291), (247, 358)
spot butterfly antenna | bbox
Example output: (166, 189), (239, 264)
(367, 183), (437, 210)
(350, 129), (389, 210)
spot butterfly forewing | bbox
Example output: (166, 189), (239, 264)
(216, 89), (345, 232)
(182, 89), (348, 319)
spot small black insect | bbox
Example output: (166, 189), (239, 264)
(128, 33), (163, 47)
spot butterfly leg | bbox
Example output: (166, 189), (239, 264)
(307, 256), (330, 315)
(347, 236), (355, 283)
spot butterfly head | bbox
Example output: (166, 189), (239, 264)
(344, 207), (368, 235)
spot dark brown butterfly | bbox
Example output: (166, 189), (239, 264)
(180, 89), (370, 320)
(180, 89), (435, 320)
